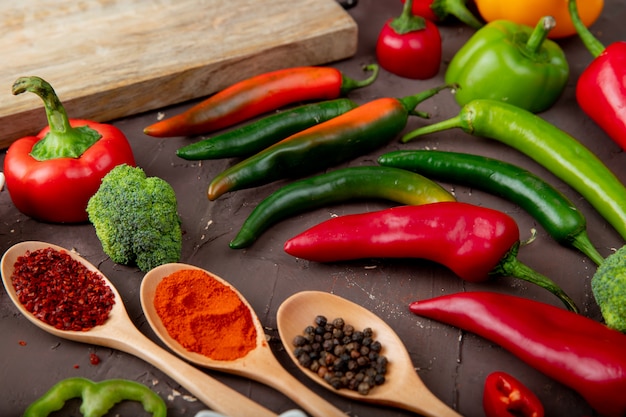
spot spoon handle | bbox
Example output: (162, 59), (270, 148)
(110, 325), (277, 417)
(391, 375), (463, 417)
(250, 352), (347, 417)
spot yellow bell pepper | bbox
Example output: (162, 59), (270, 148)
(474, 0), (603, 38)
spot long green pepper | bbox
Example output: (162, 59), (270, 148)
(207, 85), (453, 200)
(176, 98), (359, 160)
(377, 150), (605, 265)
(23, 377), (167, 417)
(402, 99), (626, 242)
(230, 165), (456, 248)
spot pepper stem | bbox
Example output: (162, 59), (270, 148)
(401, 113), (465, 142)
(12, 76), (101, 161)
(432, 0), (483, 30)
(390, 0), (427, 35)
(568, 0), (605, 58)
(340, 64), (380, 94)
(400, 84), (456, 119)
(525, 16), (555, 56)
(493, 243), (579, 313)
(571, 232), (605, 266)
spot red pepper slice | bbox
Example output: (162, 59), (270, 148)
(409, 291), (626, 417)
(143, 65), (379, 138)
(4, 76), (136, 223)
(569, 0), (626, 151)
(483, 371), (544, 417)
(284, 201), (577, 311)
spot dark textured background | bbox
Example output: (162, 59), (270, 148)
(1, 1), (625, 415)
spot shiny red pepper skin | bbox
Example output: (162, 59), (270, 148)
(5, 120), (135, 223)
(376, 0), (442, 80)
(143, 65), (379, 137)
(284, 202), (516, 280)
(569, 0), (626, 151)
(483, 371), (544, 417)
(410, 291), (626, 417)
(575, 42), (626, 151)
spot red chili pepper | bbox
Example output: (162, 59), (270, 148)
(4, 76), (136, 223)
(400, 0), (484, 29)
(143, 65), (379, 138)
(409, 291), (626, 417)
(569, 0), (626, 151)
(284, 201), (577, 311)
(483, 371), (544, 417)
(376, 0), (442, 80)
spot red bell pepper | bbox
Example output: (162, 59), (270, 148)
(409, 291), (626, 417)
(400, 0), (483, 29)
(483, 371), (544, 417)
(4, 76), (136, 223)
(284, 202), (577, 312)
(376, 0), (442, 79)
(569, 0), (626, 151)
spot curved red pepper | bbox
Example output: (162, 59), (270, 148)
(284, 202), (577, 311)
(376, 0), (442, 80)
(483, 371), (544, 417)
(143, 65), (379, 138)
(569, 0), (626, 151)
(410, 291), (626, 417)
(4, 77), (136, 223)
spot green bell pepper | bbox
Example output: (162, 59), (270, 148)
(23, 377), (167, 417)
(445, 16), (569, 113)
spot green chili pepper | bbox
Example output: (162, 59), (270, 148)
(176, 98), (359, 160)
(23, 377), (167, 417)
(377, 150), (605, 265)
(402, 99), (626, 241)
(208, 84), (453, 200)
(445, 16), (568, 113)
(230, 165), (456, 249)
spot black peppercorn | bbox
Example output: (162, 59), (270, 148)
(291, 315), (388, 395)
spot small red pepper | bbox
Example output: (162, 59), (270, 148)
(4, 76), (136, 223)
(409, 291), (626, 417)
(284, 201), (577, 311)
(400, 0), (483, 29)
(143, 65), (379, 138)
(569, 0), (626, 151)
(376, 0), (442, 80)
(483, 371), (544, 417)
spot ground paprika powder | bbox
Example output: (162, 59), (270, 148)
(153, 269), (257, 361)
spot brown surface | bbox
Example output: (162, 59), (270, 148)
(0, 0), (356, 148)
(1, 1), (625, 416)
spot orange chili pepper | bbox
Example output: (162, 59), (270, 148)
(207, 85), (452, 200)
(143, 65), (378, 138)
(474, 0), (603, 39)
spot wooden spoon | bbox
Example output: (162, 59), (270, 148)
(276, 290), (463, 417)
(140, 263), (347, 417)
(0, 241), (276, 417)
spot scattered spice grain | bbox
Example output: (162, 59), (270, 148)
(11, 247), (115, 331)
(153, 269), (258, 361)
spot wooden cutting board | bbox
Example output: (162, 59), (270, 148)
(0, 0), (357, 149)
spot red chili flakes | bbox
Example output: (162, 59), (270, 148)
(18, 340), (27, 346)
(11, 247), (115, 331)
(89, 353), (101, 365)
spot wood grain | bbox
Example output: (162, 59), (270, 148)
(0, 0), (357, 148)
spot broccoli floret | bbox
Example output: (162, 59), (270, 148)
(592, 245), (626, 333)
(87, 164), (182, 272)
